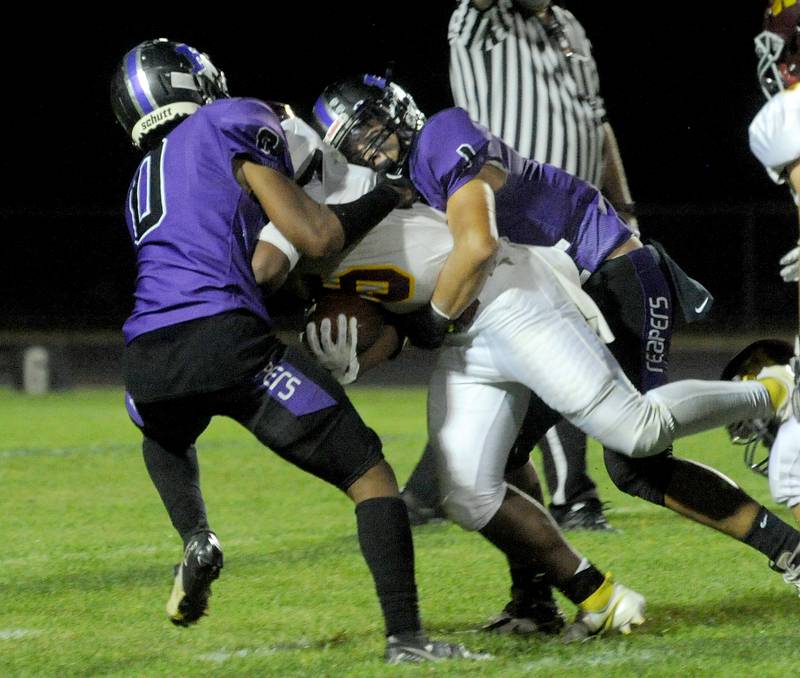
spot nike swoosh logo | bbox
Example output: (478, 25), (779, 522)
(694, 298), (709, 314)
(761, 515), (768, 529)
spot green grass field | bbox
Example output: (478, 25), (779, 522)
(2, 385), (799, 676)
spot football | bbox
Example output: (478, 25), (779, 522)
(307, 290), (385, 354)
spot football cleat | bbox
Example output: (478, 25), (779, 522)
(384, 633), (492, 664)
(482, 580), (566, 635)
(562, 574), (645, 642)
(166, 530), (224, 626)
(757, 363), (795, 424)
(550, 499), (616, 532)
(771, 541), (800, 596)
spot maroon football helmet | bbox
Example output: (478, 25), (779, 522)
(756, 1), (800, 98)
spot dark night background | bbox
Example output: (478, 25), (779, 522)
(2, 3), (794, 338)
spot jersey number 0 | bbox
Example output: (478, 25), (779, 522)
(127, 139), (168, 245)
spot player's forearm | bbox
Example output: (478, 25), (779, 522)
(601, 123), (639, 233)
(240, 160), (345, 257)
(430, 235), (497, 318)
(251, 241), (290, 292)
(600, 123), (631, 203)
(788, 161), (800, 249)
(788, 159), (800, 206)
(439, 175), (501, 317)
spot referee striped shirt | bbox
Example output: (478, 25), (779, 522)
(449, 0), (606, 185)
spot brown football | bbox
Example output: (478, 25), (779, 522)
(307, 291), (385, 354)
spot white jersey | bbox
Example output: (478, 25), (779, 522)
(319, 202), (455, 313)
(749, 86), (800, 189)
(269, 116), (610, 331)
(280, 116), (352, 203)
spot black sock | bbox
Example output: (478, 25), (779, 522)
(508, 561), (549, 602)
(355, 496), (421, 637)
(743, 506), (800, 564)
(559, 562), (606, 605)
(142, 437), (209, 545)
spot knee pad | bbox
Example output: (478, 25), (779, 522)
(626, 392), (675, 458)
(442, 483), (506, 531)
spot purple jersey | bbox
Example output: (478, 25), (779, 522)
(409, 107), (631, 276)
(122, 97), (293, 343)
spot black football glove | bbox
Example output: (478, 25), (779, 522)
(377, 168), (418, 208)
(396, 303), (453, 350)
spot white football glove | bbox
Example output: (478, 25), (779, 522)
(305, 314), (359, 385)
(780, 246), (800, 283)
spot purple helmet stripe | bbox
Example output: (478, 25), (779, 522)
(175, 43), (204, 73)
(125, 48), (154, 115)
(313, 97), (334, 127)
(362, 74), (387, 89)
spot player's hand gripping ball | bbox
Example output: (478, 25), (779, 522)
(306, 291), (385, 354)
(304, 292), (385, 385)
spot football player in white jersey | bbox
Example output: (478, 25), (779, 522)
(312, 72), (800, 629)
(745, 1), (800, 527)
(257, 113), (800, 636)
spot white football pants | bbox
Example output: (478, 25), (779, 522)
(428, 249), (773, 531)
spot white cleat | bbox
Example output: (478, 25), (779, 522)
(563, 577), (645, 642)
(772, 542), (800, 596)
(757, 363), (795, 424)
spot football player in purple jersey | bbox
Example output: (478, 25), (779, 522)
(110, 40), (487, 663)
(312, 74), (800, 628)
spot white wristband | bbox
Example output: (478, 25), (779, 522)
(258, 222), (300, 270)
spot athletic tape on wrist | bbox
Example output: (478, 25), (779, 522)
(258, 223), (300, 270)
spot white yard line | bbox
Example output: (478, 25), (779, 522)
(0, 629), (43, 640)
(521, 646), (673, 671)
(199, 639), (341, 664)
